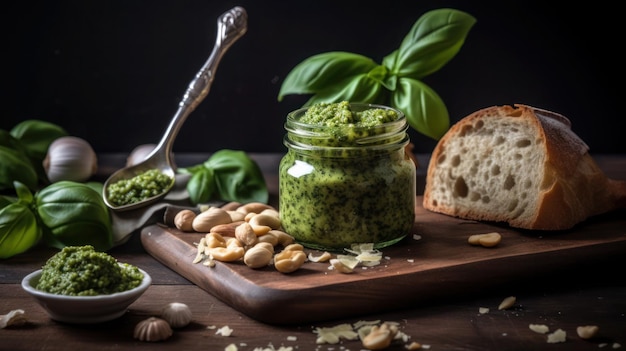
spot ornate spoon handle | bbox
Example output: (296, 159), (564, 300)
(157, 6), (248, 157)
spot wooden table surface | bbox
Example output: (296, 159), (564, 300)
(2, 153), (625, 351)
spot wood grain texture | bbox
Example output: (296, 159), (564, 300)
(140, 196), (626, 325)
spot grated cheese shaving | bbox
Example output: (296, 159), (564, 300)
(216, 325), (234, 336)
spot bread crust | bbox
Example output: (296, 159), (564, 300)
(423, 104), (626, 230)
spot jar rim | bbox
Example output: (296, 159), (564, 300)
(285, 103), (408, 146)
(284, 132), (410, 155)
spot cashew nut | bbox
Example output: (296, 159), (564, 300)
(274, 250), (307, 273)
(361, 322), (398, 350)
(208, 246), (245, 262)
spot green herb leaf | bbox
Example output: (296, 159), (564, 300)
(383, 8), (476, 79)
(204, 150), (268, 204)
(10, 120), (68, 162)
(303, 73), (387, 107)
(278, 52), (379, 101)
(391, 77), (449, 140)
(278, 8), (475, 141)
(0, 201), (41, 259)
(35, 181), (114, 251)
(187, 168), (217, 204)
(182, 150), (268, 205)
(0, 145), (38, 191)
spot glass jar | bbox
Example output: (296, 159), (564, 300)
(279, 103), (416, 251)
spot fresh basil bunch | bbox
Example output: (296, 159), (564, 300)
(278, 8), (476, 140)
(180, 149), (268, 205)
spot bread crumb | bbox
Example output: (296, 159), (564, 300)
(478, 307), (490, 314)
(216, 325), (234, 336)
(546, 328), (566, 343)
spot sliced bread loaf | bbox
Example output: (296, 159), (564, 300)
(422, 104), (626, 230)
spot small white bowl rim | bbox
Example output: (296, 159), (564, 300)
(21, 267), (151, 300)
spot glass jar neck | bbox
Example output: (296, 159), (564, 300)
(284, 103), (410, 158)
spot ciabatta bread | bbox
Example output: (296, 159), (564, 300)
(423, 104), (626, 230)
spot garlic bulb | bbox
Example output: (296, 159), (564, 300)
(43, 136), (97, 183)
(133, 317), (173, 342)
(126, 144), (157, 167)
(161, 302), (192, 328)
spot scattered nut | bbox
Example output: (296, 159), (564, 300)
(210, 221), (244, 237)
(236, 202), (274, 215)
(208, 246), (245, 262)
(406, 341), (423, 350)
(134, 317), (173, 342)
(192, 207), (232, 232)
(235, 222), (258, 247)
(274, 250), (307, 273)
(308, 251), (332, 263)
(244, 245), (274, 269)
(576, 325), (599, 339)
(161, 302), (192, 328)
(267, 230), (295, 246)
(174, 210), (196, 232)
(498, 296), (516, 310)
(529, 324), (550, 334)
(361, 322), (398, 350)
(468, 232), (502, 247)
(248, 213), (281, 230)
(227, 210), (246, 222)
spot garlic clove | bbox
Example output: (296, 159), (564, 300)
(133, 316), (173, 342)
(161, 302), (192, 328)
(0, 309), (27, 328)
(43, 136), (98, 183)
(126, 144), (157, 167)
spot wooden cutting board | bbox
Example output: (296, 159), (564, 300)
(140, 196), (626, 325)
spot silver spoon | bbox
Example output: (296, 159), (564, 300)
(103, 6), (248, 212)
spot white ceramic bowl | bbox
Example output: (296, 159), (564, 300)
(21, 267), (151, 324)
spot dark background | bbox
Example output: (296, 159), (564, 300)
(2, 1), (623, 156)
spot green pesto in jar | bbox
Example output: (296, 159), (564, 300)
(106, 168), (173, 206)
(279, 102), (416, 251)
(36, 245), (143, 296)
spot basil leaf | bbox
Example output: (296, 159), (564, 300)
(304, 73), (387, 107)
(391, 77), (449, 140)
(187, 168), (216, 204)
(36, 181), (113, 251)
(10, 119), (68, 163)
(383, 8), (476, 80)
(204, 150), (268, 204)
(278, 52), (379, 101)
(0, 145), (38, 191)
(0, 201), (41, 259)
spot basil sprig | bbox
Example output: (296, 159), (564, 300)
(278, 8), (476, 140)
(180, 149), (268, 205)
